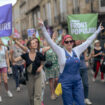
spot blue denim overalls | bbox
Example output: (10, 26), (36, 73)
(59, 50), (85, 105)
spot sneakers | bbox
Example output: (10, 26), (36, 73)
(0, 91), (13, 102)
(51, 94), (56, 100)
(0, 96), (2, 102)
(16, 87), (20, 92)
(92, 78), (96, 82)
(7, 90), (13, 98)
(85, 98), (92, 105)
(101, 79), (105, 82)
(91, 71), (94, 75)
(46, 81), (49, 85)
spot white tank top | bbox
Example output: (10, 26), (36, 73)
(0, 46), (7, 68)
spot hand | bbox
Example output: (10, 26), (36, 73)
(32, 33), (36, 38)
(37, 65), (43, 72)
(88, 54), (92, 59)
(52, 31), (57, 41)
(100, 23), (104, 31)
(9, 34), (17, 41)
(86, 62), (89, 67)
(8, 67), (11, 73)
(62, 30), (66, 36)
(98, 52), (102, 55)
(38, 18), (44, 27)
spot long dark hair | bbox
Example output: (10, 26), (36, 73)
(27, 37), (40, 51)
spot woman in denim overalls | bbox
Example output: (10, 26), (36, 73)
(39, 20), (104, 105)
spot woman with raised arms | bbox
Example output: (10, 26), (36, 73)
(38, 19), (104, 105)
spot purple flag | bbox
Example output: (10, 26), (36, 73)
(0, 4), (12, 37)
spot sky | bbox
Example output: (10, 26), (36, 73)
(0, 0), (17, 6)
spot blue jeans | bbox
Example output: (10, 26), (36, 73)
(80, 69), (88, 98)
(12, 65), (24, 88)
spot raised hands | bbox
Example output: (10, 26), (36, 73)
(100, 23), (104, 31)
(9, 34), (17, 41)
(38, 18), (44, 27)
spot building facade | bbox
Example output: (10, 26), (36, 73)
(12, 0), (21, 34)
(12, 0), (105, 40)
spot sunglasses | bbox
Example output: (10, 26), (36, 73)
(64, 40), (74, 44)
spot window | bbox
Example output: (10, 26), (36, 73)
(34, 13), (37, 27)
(54, 0), (58, 17)
(85, 0), (89, 3)
(101, 0), (105, 7)
(60, 0), (67, 14)
(46, 2), (52, 26)
(60, 0), (67, 21)
(99, 0), (105, 12)
(37, 11), (40, 19)
(73, 0), (79, 13)
(43, 5), (46, 20)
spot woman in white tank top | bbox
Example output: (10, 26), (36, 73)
(0, 38), (13, 102)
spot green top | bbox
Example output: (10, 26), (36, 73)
(46, 49), (58, 65)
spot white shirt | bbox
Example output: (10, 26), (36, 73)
(0, 46), (7, 68)
(41, 26), (101, 73)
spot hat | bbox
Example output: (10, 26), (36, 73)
(62, 35), (72, 45)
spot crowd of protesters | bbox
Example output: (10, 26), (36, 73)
(0, 19), (105, 105)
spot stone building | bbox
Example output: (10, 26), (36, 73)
(12, 0), (105, 40)
(12, 0), (21, 34)
(19, 0), (28, 38)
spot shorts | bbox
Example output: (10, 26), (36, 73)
(0, 67), (7, 73)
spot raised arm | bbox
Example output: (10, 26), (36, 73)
(41, 46), (50, 54)
(15, 40), (28, 52)
(38, 19), (63, 57)
(10, 35), (28, 52)
(74, 24), (104, 57)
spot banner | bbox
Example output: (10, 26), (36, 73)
(36, 30), (40, 41)
(27, 28), (35, 37)
(0, 4), (12, 37)
(1, 37), (11, 45)
(67, 14), (98, 40)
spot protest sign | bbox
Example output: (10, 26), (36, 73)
(67, 14), (98, 40)
(0, 4), (12, 37)
(27, 28), (35, 37)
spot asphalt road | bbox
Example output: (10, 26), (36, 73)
(0, 69), (105, 105)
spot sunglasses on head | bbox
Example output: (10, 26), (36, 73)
(64, 40), (74, 44)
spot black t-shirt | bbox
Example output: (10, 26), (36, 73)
(94, 48), (103, 61)
(21, 52), (45, 75)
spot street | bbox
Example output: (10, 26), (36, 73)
(0, 69), (105, 105)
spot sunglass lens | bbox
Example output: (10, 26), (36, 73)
(64, 40), (74, 44)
